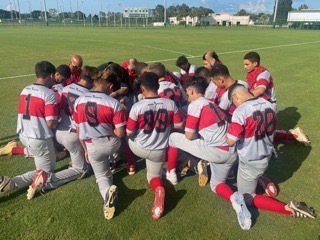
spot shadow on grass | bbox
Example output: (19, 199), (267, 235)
(0, 134), (19, 145)
(161, 181), (187, 217)
(0, 187), (28, 203)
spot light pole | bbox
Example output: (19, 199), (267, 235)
(113, 6), (116, 27)
(119, 3), (122, 28)
(28, 1), (32, 19)
(164, 0), (167, 27)
(272, 0), (279, 29)
(82, 0), (86, 26)
(43, 0), (48, 26)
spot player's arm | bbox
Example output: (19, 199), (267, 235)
(77, 127), (90, 163)
(250, 87), (265, 97)
(46, 119), (58, 129)
(226, 137), (236, 146)
(110, 86), (129, 98)
(185, 131), (198, 140)
(114, 126), (125, 138)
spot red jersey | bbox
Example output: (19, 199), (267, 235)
(227, 97), (276, 161)
(185, 97), (228, 147)
(65, 69), (81, 86)
(73, 91), (126, 140)
(127, 96), (183, 150)
(17, 84), (58, 139)
(246, 66), (276, 103)
(121, 61), (137, 83)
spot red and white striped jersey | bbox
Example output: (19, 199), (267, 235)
(73, 91), (126, 140)
(17, 84), (58, 139)
(227, 98), (276, 161)
(59, 83), (90, 129)
(52, 83), (64, 106)
(158, 80), (187, 108)
(246, 66), (276, 103)
(180, 63), (197, 76)
(205, 81), (219, 103)
(185, 97), (228, 147)
(127, 96), (183, 150)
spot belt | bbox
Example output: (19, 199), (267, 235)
(217, 146), (229, 151)
(84, 135), (113, 143)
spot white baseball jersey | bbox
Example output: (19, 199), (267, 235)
(246, 66), (276, 103)
(17, 84), (58, 139)
(73, 91), (126, 140)
(227, 97), (276, 161)
(180, 63), (197, 75)
(185, 97), (228, 147)
(205, 81), (219, 103)
(59, 83), (90, 129)
(158, 80), (187, 108)
(127, 96), (183, 150)
(52, 83), (64, 95)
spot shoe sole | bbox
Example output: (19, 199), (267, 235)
(231, 192), (252, 230)
(104, 185), (118, 220)
(27, 171), (47, 200)
(0, 176), (11, 197)
(258, 177), (278, 198)
(152, 186), (165, 220)
(198, 161), (208, 187)
(290, 201), (316, 219)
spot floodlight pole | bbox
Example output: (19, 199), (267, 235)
(43, 0), (48, 26)
(119, 3), (122, 28)
(272, 0), (279, 29)
(82, 0), (86, 26)
(164, 0), (167, 27)
(17, 0), (22, 23)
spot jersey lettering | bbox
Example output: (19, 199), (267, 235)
(143, 109), (168, 134)
(85, 102), (99, 127)
(23, 94), (31, 120)
(253, 108), (275, 141)
(65, 92), (79, 116)
(162, 87), (183, 105)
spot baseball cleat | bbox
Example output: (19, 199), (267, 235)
(166, 169), (178, 185)
(0, 140), (17, 156)
(127, 164), (136, 176)
(289, 127), (311, 146)
(27, 169), (48, 200)
(197, 160), (208, 187)
(287, 200), (317, 219)
(104, 185), (118, 220)
(258, 174), (278, 198)
(0, 176), (12, 197)
(151, 186), (165, 220)
(230, 191), (252, 230)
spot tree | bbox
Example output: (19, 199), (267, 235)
(298, 4), (308, 10)
(273, 0), (293, 24)
(152, 4), (164, 22)
(237, 9), (249, 16)
(48, 8), (58, 18)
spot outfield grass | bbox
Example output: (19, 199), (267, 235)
(0, 26), (320, 240)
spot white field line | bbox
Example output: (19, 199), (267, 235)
(1, 40), (319, 80)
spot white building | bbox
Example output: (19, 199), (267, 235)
(169, 13), (250, 26)
(287, 10), (320, 22)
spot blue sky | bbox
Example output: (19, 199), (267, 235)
(2, 0), (320, 15)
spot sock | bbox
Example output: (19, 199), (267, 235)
(214, 182), (234, 202)
(11, 146), (25, 155)
(274, 130), (296, 144)
(252, 194), (292, 215)
(121, 138), (135, 166)
(167, 146), (178, 172)
(149, 177), (162, 191)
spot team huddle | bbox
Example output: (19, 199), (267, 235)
(0, 51), (317, 229)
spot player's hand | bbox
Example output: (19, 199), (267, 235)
(85, 151), (90, 163)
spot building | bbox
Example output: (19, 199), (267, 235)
(287, 9), (320, 28)
(169, 13), (250, 26)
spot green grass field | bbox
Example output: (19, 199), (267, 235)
(0, 25), (320, 240)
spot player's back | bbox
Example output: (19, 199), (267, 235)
(17, 84), (58, 139)
(127, 97), (182, 150)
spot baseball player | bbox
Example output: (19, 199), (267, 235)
(174, 55), (197, 83)
(42, 66), (98, 190)
(225, 83), (316, 229)
(73, 69), (126, 220)
(209, 64), (278, 197)
(126, 72), (183, 220)
(0, 61), (58, 200)
(148, 62), (188, 119)
(243, 51), (311, 146)
(165, 76), (255, 230)
(65, 55), (83, 86)
(0, 65), (71, 160)
(203, 50), (222, 70)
